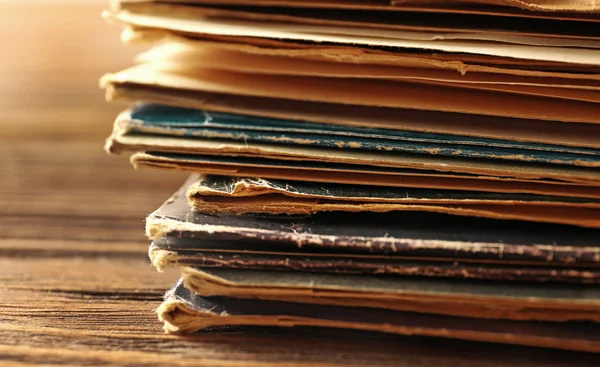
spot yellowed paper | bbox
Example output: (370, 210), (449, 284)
(105, 9), (600, 64)
(101, 63), (600, 124)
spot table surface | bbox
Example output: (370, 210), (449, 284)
(1, 2), (598, 366)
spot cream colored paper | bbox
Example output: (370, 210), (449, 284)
(124, 29), (600, 75)
(105, 9), (600, 64)
(117, 3), (600, 47)
(117, 0), (600, 19)
(101, 63), (600, 123)
(137, 42), (600, 91)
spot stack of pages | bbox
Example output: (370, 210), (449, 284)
(101, 0), (600, 353)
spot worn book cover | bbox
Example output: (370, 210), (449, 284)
(147, 177), (600, 273)
(177, 267), (600, 322)
(116, 104), (600, 167)
(158, 279), (600, 352)
(132, 152), (600, 199)
(151, 235), (600, 283)
(106, 116), (600, 185)
(106, 80), (600, 149)
(184, 175), (600, 227)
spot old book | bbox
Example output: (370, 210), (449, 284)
(101, 63), (600, 124)
(132, 152), (600, 199)
(158, 278), (600, 352)
(151, 235), (600, 283)
(105, 4), (600, 63)
(106, 130), (600, 185)
(183, 176), (600, 227)
(177, 267), (600, 322)
(116, 103), (600, 167)
(107, 82), (600, 149)
(147, 177), (600, 271)
(115, 0), (600, 19)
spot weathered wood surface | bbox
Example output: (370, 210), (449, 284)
(1, 1), (599, 366)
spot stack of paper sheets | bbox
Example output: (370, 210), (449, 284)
(101, 0), (600, 353)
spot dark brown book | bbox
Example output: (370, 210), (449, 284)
(158, 278), (600, 353)
(147, 177), (600, 276)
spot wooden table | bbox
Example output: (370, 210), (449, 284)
(1, 2), (598, 366)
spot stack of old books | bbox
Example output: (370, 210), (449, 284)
(101, 0), (600, 353)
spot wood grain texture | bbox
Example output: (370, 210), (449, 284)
(1, 1), (599, 366)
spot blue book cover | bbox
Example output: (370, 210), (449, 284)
(121, 103), (600, 167)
